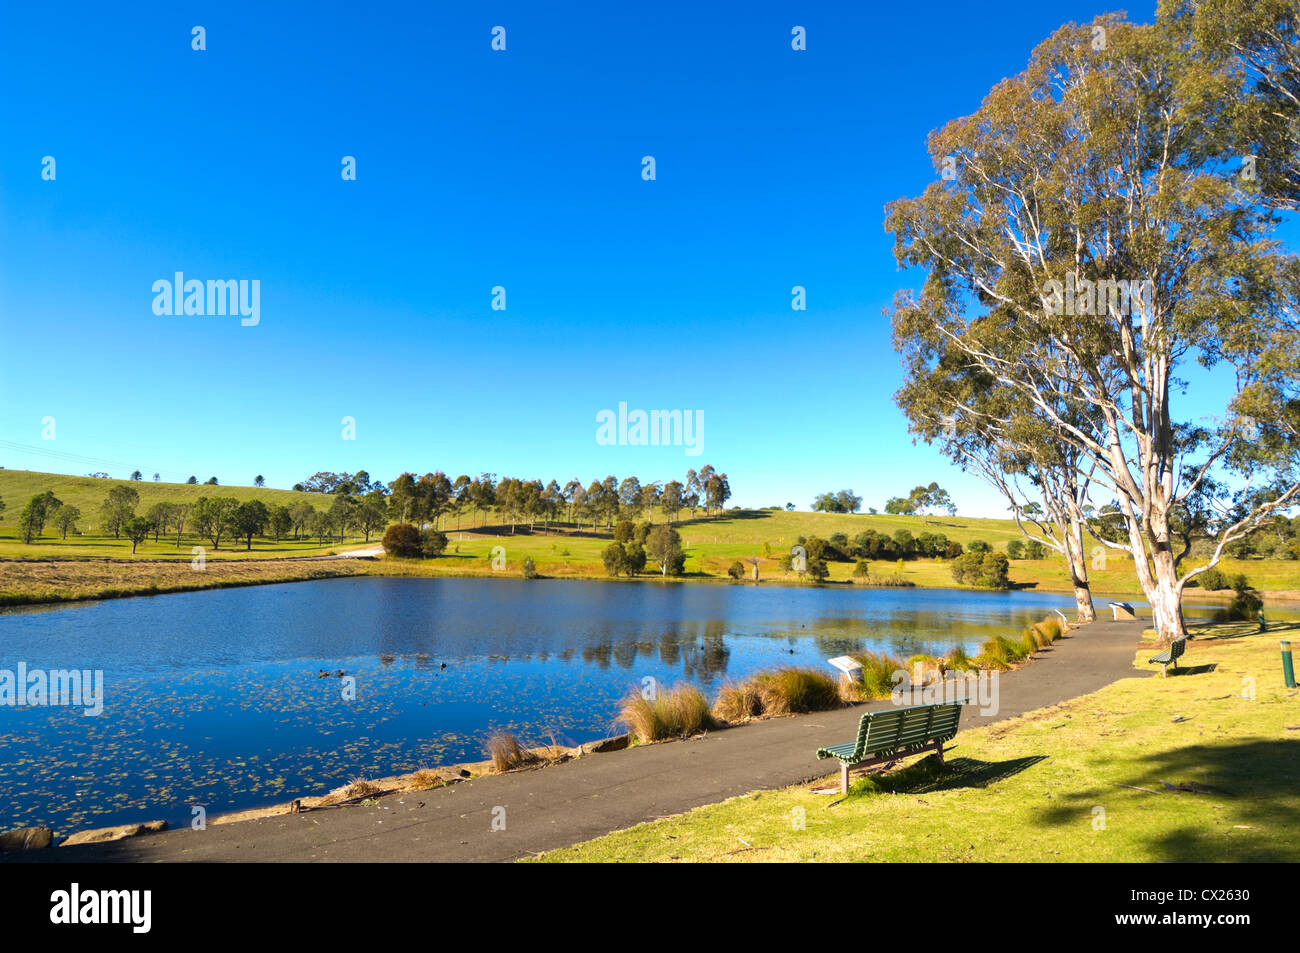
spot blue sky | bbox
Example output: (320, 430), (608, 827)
(2, 0), (1253, 516)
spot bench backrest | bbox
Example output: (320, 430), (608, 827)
(1170, 638), (1187, 659)
(850, 701), (963, 760)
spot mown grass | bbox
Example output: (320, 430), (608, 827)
(532, 621), (1300, 862)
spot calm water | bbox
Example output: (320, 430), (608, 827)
(0, 576), (1180, 835)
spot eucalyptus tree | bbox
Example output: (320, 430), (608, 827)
(886, 13), (1300, 641)
(1170, 0), (1300, 211)
(894, 352), (1101, 621)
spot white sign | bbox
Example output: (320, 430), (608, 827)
(828, 656), (863, 679)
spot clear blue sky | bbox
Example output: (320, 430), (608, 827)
(4, 0), (1249, 517)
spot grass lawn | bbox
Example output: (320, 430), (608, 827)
(531, 620), (1300, 862)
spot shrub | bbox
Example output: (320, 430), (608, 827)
(623, 543), (646, 575)
(1025, 539), (1045, 559)
(853, 559), (871, 580)
(1215, 576), (1263, 621)
(521, 556), (537, 579)
(977, 552), (1011, 588)
(614, 520), (635, 543)
(1006, 539), (1025, 560)
(602, 542), (629, 576)
(420, 528), (448, 557)
(727, 560), (746, 580)
(807, 559), (830, 582)
(1191, 567), (1230, 590)
(620, 683), (716, 742)
(967, 539), (992, 554)
(752, 668), (841, 714)
(382, 522), (423, 558)
(944, 540), (965, 559)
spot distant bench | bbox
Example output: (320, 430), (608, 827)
(816, 701), (964, 794)
(1148, 637), (1187, 677)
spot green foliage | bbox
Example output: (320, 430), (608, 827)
(420, 528), (448, 557)
(381, 522), (423, 558)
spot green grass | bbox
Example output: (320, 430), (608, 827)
(531, 620), (1300, 862)
(0, 469), (364, 559)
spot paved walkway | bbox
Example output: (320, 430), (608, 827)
(19, 619), (1151, 863)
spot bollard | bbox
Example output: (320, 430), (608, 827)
(1282, 641), (1296, 689)
(1259, 610), (1267, 633)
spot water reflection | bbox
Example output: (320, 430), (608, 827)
(0, 576), (1264, 836)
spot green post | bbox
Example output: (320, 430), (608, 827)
(1282, 641), (1296, 690)
(1258, 610), (1267, 633)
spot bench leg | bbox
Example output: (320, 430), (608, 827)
(934, 740), (944, 763)
(1161, 662), (1168, 678)
(841, 762), (850, 795)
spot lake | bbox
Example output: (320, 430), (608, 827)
(0, 576), (1203, 836)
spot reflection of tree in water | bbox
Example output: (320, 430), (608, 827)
(679, 621), (731, 683)
(658, 628), (682, 665)
(581, 642), (613, 669)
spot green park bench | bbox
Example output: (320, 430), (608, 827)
(816, 700), (964, 794)
(1148, 637), (1187, 677)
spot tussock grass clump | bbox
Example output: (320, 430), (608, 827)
(485, 730), (543, 773)
(974, 636), (1022, 669)
(406, 769), (443, 791)
(907, 654), (944, 678)
(849, 650), (908, 699)
(944, 646), (975, 672)
(753, 668), (842, 715)
(318, 776), (383, 805)
(1019, 629), (1040, 656)
(621, 683), (716, 742)
(713, 681), (764, 722)
(1038, 616), (1064, 641)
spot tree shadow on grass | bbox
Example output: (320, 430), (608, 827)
(1038, 739), (1300, 861)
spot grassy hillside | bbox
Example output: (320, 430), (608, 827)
(0, 469), (316, 516)
(0, 469), (355, 559)
(2, 468), (1298, 602)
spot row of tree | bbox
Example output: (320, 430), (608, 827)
(343, 466), (732, 535)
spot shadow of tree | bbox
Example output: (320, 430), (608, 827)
(1037, 739), (1300, 861)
